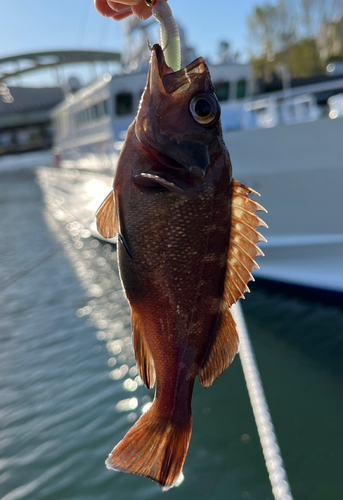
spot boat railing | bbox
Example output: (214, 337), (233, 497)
(222, 93), (322, 131)
(221, 98), (279, 132)
(328, 93), (343, 119)
(221, 77), (343, 132)
(220, 102), (246, 132)
(280, 94), (321, 125)
(242, 97), (279, 129)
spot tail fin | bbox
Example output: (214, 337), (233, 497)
(106, 402), (192, 488)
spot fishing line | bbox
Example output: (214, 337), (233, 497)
(232, 302), (294, 500)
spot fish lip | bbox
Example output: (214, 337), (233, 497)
(151, 44), (174, 80)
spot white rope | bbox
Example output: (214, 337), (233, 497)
(232, 302), (294, 500)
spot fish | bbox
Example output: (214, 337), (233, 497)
(96, 43), (267, 489)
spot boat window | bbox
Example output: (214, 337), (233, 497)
(103, 99), (109, 116)
(75, 109), (86, 127)
(214, 82), (230, 102)
(91, 104), (99, 119)
(88, 106), (95, 120)
(55, 118), (61, 138)
(59, 111), (68, 138)
(77, 111), (82, 125)
(237, 79), (247, 99)
(78, 109), (88, 126)
(115, 92), (133, 116)
(73, 100), (110, 129)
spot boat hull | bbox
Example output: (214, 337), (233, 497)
(224, 117), (343, 293)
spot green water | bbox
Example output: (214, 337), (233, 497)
(1, 167), (342, 500)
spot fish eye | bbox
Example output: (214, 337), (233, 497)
(189, 93), (220, 126)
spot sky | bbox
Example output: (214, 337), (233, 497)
(0, 0), (267, 86)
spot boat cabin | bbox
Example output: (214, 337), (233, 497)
(51, 59), (252, 169)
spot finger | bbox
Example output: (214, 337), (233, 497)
(132, 2), (152, 19)
(132, 0), (169, 19)
(95, 0), (153, 21)
(107, 1), (133, 11)
(95, 0), (133, 19)
(94, 0), (119, 17)
(108, 0), (142, 4)
(110, 9), (133, 20)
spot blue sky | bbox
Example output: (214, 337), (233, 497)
(0, 0), (266, 85)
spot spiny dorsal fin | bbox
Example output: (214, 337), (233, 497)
(199, 303), (239, 388)
(132, 308), (156, 389)
(95, 190), (117, 239)
(224, 180), (267, 306)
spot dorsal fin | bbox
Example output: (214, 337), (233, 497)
(199, 180), (266, 388)
(132, 308), (156, 389)
(199, 303), (239, 388)
(224, 180), (267, 306)
(95, 191), (117, 239)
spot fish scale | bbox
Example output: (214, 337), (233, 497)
(121, 187), (230, 339)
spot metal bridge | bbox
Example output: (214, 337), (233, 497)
(0, 50), (122, 154)
(0, 50), (121, 83)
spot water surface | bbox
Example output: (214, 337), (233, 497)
(1, 165), (342, 500)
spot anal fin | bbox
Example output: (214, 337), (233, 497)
(199, 304), (239, 388)
(132, 309), (156, 389)
(95, 190), (117, 239)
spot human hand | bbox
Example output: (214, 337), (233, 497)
(95, 0), (153, 21)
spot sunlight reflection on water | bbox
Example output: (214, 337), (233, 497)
(39, 168), (153, 433)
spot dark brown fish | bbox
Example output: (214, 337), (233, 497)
(96, 44), (267, 488)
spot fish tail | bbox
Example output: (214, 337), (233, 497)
(106, 402), (192, 489)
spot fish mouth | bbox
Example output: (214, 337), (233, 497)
(135, 45), (215, 178)
(150, 44), (209, 95)
(152, 44), (174, 81)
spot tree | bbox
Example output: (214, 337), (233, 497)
(248, 1), (297, 59)
(248, 0), (343, 79)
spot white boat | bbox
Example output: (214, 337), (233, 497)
(47, 25), (343, 296)
(222, 99), (343, 294)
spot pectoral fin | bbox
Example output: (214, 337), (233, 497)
(132, 308), (156, 389)
(224, 180), (267, 306)
(199, 303), (239, 388)
(133, 173), (186, 194)
(95, 191), (117, 239)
